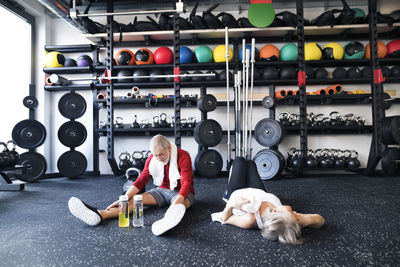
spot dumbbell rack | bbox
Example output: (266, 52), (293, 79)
(0, 166), (27, 191)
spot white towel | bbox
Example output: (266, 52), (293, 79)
(149, 143), (180, 190)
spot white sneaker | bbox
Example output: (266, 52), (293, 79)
(151, 204), (186, 236)
(68, 197), (102, 226)
(211, 212), (226, 224)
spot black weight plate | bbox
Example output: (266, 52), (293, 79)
(253, 149), (282, 180)
(383, 93), (392, 110)
(254, 119), (283, 147)
(382, 116), (400, 145)
(23, 96), (38, 109)
(381, 147), (400, 176)
(262, 96), (275, 109)
(15, 152), (47, 182)
(58, 121), (87, 148)
(194, 149), (223, 178)
(12, 119), (46, 149)
(58, 92), (87, 119)
(197, 94), (217, 112)
(57, 150), (87, 178)
(194, 119), (223, 147)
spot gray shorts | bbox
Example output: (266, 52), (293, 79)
(146, 187), (195, 208)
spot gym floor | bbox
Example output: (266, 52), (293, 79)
(1, 174), (399, 266)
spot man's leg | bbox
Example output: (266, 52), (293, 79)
(245, 160), (267, 191)
(225, 157), (249, 199)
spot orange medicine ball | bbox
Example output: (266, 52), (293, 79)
(365, 41), (387, 59)
(115, 49), (135, 65)
(135, 48), (154, 65)
(259, 44), (280, 61)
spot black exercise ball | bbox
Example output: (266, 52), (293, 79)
(253, 67), (261, 80)
(133, 69), (149, 83)
(263, 66), (279, 80)
(64, 58), (77, 67)
(149, 69), (165, 82)
(279, 66), (296, 79)
(381, 66), (392, 77)
(362, 66), (372, 78)
(314, 68), (329, 79)
(205, 70), (218, 81)
(218, 70), (233, 81)
(333, 67), (347, 79)
(305, 65), (315, 79)
(181, 70), (192, 82)
(391, 65), (400, 77)
(117, 69), (133, 83)
(164, 71), (174, 82)
(347, 67), (362, 78)
(191, 71), (204, 82)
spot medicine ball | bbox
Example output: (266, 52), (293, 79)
(133, 69), (149, 83)
(322, 42), (344, 60)
(239, 44), (259, 61)
(391, 66), (400, 77)
(365, 41), (387, 59)
(117, 69), (133, 83)
(164, 70), (174, 82)
(213, 45), (233, 63)
(115, 49), (135, 65)
(305, 65), (315, 79)
(205, 70), (218, 81)
(135, 48), (154, 65)
(280, 66), (296, 79)
(344, 41), (365, 59)
(45, 51), (65, 68)
(180, 70), (191, 82)
(149, 69), (165, 82)
(280, 43), (298, 61)
(387, 39), (400, 58)
(218, 70), (233, 81)
(333, 67), (347, 79)
(253, 68), (261, 80)
(347, 67), (362, 78)
(154, 47), (173, 64)
(362, 66), (371, 78)
(64, 58), (77, 67)
(180, 46), (193, 63)
(352, 8), (366, 24)
(382, 66), (392, 77)
(259, 44), (280, 61)
(77, 54), (93, 67)
(191, 71), (204, 81)
(305, 43), (322, 61)
(314, 68), (329, 79)
(194, 46), (213, 63)
(263, 66), (279, 80)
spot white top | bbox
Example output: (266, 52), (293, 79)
(230, 188), (282, 229)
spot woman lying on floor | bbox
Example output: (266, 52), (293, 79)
(211, 157), (325, 245)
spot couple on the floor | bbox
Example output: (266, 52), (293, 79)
(68, 135), (325, 245)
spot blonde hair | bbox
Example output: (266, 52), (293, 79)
(149, 134), (170, 152)
(261, 208), (303, 245)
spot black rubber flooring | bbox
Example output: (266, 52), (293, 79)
(1, 174), (399, 266)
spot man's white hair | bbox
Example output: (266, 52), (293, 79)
(149, 134), (170, 152)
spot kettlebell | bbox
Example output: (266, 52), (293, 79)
(0, 142), (9, 169)
(131, 115), (140, 128)
(334, 150), (346, 168)
(290, 150), (301, 168)
(119, 152), (132, 170)
(6, 140), (19, 167)
(141, 150), (149, 167)
(187, 117), (196, 128)
(306, 150), (318, 168)
(159, 113), (169, 128)
(132, 151), (144, 170)
(347, 150), (360, 170)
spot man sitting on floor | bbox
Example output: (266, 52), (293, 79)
(68, 134), (195, 236)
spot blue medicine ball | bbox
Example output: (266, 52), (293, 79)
(239, 44), (259, 61)
(180, 46), (193, 64)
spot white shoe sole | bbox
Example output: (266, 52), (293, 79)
(151, 204), (186, 236)
(68, 197), (101, 226)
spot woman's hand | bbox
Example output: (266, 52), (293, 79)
(227, 196), (250, 209)
(106, 200), (120, 210)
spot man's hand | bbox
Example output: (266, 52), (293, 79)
(106, 200), (120, 210)
(227, 196), (250, 209)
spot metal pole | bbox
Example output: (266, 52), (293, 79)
(248, 38), (256, 159)
(242, 39), (246, 157)
(237, 70), (242, 157)
(244, 49), (250, 159)
(224, 27), (231, 165)
(234, 73), (239, 157)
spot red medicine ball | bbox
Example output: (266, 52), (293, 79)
(387, 39), (400, 58)
(154, 47), (173, 64)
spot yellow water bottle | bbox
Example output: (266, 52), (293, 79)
(118, 195), (129, 227)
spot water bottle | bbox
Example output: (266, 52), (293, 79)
(133, 195), (143, 227)
(118, 195), (129, 227)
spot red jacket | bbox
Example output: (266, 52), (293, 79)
(132, 148), (194, 198)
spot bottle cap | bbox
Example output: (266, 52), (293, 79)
(119, 195), (129, 202)
(134, 195), (142, 201)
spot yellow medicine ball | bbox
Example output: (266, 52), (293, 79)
(305, 43), (322, 61)
(322, 42), (344, 60)
(45, 51), (65, 68)
(213, 45), (233, 62)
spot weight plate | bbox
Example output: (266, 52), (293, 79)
(194, 149), (223, 178)
(197, 94), (217, 112)
(15, 152), (47, 182)
(58, 121), (87, 148)
(253, 149), (282, 180)
(383, 93), (392, 110)
(58, 92), (87, 119)
(254, 119), (283, 147)
(382, 116), (400, 145)
(381, 147), (400, 176)
(12, 119), (46, 149)
(23, 96), (38, 109)
(57, 150), (87, 178)
(262, 96), (275, 109)
(194, 119), (223, 147)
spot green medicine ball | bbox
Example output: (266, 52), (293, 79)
(352, 8), (366, 20)
(280, 43), (298, 61)
(195, 46), (213, 63)
(344, 41), (365, 59)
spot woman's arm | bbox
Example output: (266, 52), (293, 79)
(294, 212), (325, 228)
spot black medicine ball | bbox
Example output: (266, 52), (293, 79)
(180, 70), (192, 82)
(280, 66), (296, 79)
(191, 71), (204, 82)
(219, 70), (233, 81)
(205, 70), (218, 81)
(305, 65), (315, 79)
(135, 49), (150, 63)
(253, 68), (261, 80)
(64, 58), (77, 67)
(164, 71), (174, 82)
(117, 70), (133, 83)
(149, 69), (164, 82)
(347, 67), (362, 78)
(263, 66), (279, 80)
(133, 69), (149, 83)
(333, 67), (347, 79)
(381, 66), (392, 77)
(362, 66), (372, 78)
(314, 68), (329, 79)
(391, 66), (400, 77)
